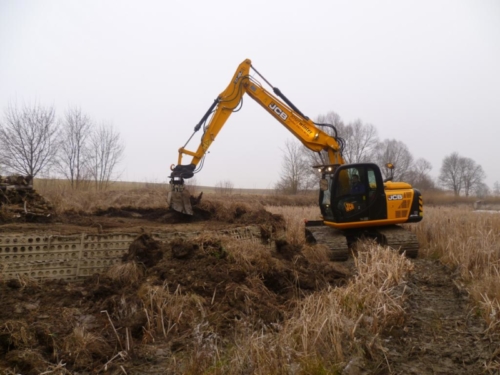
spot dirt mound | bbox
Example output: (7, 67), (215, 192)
(93, 200), (285, 227)
(193, 200), (286, 229)
(69, 199), (287, 237)
(124, 233), (347, 334)
(0, 230), (348, 373)
(122, 233), (164, 267)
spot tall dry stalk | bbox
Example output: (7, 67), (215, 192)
(139, 282), (206, 340)
(412, 207), (500, 332)
(62, 326), (112, 369)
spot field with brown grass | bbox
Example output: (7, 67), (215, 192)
(1, 184), (500, 374)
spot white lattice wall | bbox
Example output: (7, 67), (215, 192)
(0, 226), (265, 281)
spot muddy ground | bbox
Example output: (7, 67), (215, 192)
(1, 200), (500, 374)
(381, 259), (500, 374)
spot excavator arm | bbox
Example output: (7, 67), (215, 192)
(170, 59), (344, 189)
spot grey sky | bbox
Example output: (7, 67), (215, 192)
(1, 0), (499, 189)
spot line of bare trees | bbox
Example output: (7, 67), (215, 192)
(0, 103), (124, 190)
(275, 110), (488, 196)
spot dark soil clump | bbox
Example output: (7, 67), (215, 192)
(122, 233), (164, 267)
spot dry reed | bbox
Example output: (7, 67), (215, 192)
(412, 206), (500, 332)
(266, 205), (321, 245)
(139, 282), (206, 341)
(62, 326), (112, 369)
(1, 320), (37, 349)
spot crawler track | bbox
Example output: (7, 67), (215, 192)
(305, 226), (350, 261)
(306, 224), (419, 261)
(376, 225), (419, 258)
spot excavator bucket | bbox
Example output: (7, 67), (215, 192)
(167, 188), (193, 215)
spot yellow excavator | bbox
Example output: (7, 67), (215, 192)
(169, 59), (423, 260)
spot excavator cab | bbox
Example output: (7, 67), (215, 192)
(319, 163), (387, 224)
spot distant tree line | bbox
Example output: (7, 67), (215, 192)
(275, 110), (491, 197)
(0, 103), (124, 190)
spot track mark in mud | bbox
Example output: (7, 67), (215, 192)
(383, 259), (499, 375)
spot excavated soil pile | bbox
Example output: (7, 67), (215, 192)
(0, 230), (349, 374)
(0, 176), (53, 224)
(93, 200), (285, 227)
(0, 196), (288, 236)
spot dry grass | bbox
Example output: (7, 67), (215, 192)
(62, 326), (112, 369)
(300, 243), (331, 264)
(266, 205), (321, 245)
(3, 349), (54, 374)
(225, 240), (276, 274)
(106, 261), (145, 286)
(139, 282), (207, 341)
(1, 320), (37, 349)
(34, 178), (319, 215)
(416, 189), (500, 207)
(412, 206), (500, 332)
(35, 184), (170, 214)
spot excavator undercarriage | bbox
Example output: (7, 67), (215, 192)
(305, 222), (419, 261)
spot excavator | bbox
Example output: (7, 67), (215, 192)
(168, 59), (423, 260)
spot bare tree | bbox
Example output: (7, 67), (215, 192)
(304, 112), (379, 166)
(0, 103), (58, 177)
(475, 182), (490, 198)
(375, 139), (414, 181)
(301, 111), (380, 192)
(493, 181), (500, 197)
(405, 158), (434, 190)
(275, 139), (311, 194)
(439, 152), (462, 196)
(341, 119), (379, 163)
(56, 107), (93, 189)
(87, 123), (124, 190)
(439, 153), (486, 196)
(303, 111), (345, 168)
(460, 157), (486, 197)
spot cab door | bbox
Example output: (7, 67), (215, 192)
(329, 163), (387, 223)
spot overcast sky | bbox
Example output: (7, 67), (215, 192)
(1, 0), (499, 189)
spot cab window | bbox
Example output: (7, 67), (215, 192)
(335, 167), (366, 197)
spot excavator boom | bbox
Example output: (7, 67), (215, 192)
(170, 59), (344, 186)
